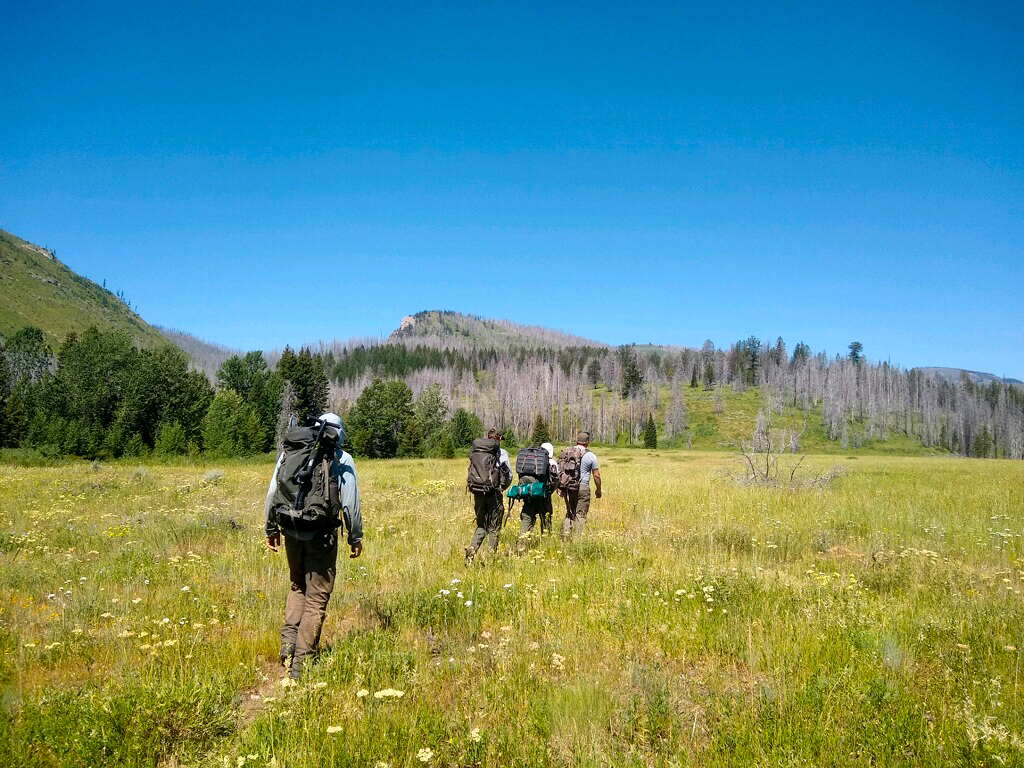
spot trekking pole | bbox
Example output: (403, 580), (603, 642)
(292, 417), (331, 511)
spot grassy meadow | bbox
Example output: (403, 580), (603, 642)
(1, 449), (1023, 766)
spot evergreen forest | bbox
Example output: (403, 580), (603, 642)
(1, 313), (1021, 461)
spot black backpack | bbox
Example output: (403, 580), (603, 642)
(270, 422), (341, 533)
(516, 446), (550, 483)
(467, 437), (502, 493)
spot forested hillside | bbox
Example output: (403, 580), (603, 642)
(329, 315), (1024, 460)
(390, 310), (606, 350)
(1, 303), (1021, 460)
(156, 327), (240, 381)
(0, 228), (166, 350)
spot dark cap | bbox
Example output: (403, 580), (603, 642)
(576, 431), (591, 444)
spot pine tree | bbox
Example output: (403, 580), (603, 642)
(530, 414), (551, 445)
(643, 413), (657, 448)
(414, 384), (450, 449)
(397, 415), (424, 458)
(448, 408), (484, 448)
(703, 361), (715, 389)
(848, 341), (863, 364)
(346, 379), (414, 458)
(277, 347), (327, 423)
(620, 346), (643, 398)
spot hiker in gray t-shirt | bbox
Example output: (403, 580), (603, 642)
(560, 431), (602, 538)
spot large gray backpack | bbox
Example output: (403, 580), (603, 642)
(271, 423), (340, 534)
(467, 437), (502, 493)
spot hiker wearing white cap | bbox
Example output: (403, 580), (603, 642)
(264, 412), (363, 680)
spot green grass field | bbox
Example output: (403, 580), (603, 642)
(2, 449), (1023, 766)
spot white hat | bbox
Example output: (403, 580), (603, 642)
(541, 442), (554, 458)
(317, 412), (346, 443)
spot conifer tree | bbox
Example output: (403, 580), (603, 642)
(530, 414), (551, 445)
(346, 379), (414, 458)
(643, 413), (657, 448)
(448, 408), (484, 448)
(619, 345), (644, 398)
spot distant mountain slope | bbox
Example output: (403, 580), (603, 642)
(156, 327), (240, 380)
(0, 228), (166, 350)
(917, 367), (1023, 387)
(388, 310), (607, 350)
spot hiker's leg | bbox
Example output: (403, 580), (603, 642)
(519, 503), (536, 536)
(281, 534), (305, 656)
(561, 491), (577, 539)
(467, 493), (489, 555)
(291, 532), (338, 677)
(518, 502), (536, 554)
(574, 486), (591, 537)
(486, 491), (503, 551)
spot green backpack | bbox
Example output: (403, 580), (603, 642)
(271, 423), (340, 534)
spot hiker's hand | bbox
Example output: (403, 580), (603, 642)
(350, 544), (363, 559)
(265, 534), (281, 552)
(595, 489), (602, 499)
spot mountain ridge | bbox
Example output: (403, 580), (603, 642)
(0, 228), (166, 350)
(381, 311), (1019, 387)
(388, 309), (608, 350)
(1, 228), (1018, 386)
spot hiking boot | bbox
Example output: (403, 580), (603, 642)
(279, 642), (295, 667)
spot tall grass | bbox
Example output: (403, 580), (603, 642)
(1, 451), (1022, 766)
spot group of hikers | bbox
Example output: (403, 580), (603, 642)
(464, 428), (602, 564)
(261, 412), (603, 681)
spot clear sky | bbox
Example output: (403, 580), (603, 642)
(2, 1), (1021, 377)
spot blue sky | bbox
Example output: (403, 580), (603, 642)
(2, 1), (1021, 376)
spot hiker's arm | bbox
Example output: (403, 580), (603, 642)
(338, 453), (363, 557)
(265, 453), (284, 549)
(499, 449), (513, 490)
(593, 468), (602, 498)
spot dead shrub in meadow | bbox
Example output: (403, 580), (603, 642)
(732, 409), (845, 489)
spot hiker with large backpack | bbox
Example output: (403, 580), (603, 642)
(557, 431), (602, 539)
(264, 412), (363, 682)
(508, 441), (559, 550)
(465, 427), (513, 564)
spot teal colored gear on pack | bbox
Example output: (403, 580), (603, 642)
(507, 482), (545, 499)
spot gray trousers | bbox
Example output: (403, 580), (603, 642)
(468, 490), (504, 554)
(561, 485), (592, 538)
(282, 531), (338, 677)
(519, 495), (553, 536)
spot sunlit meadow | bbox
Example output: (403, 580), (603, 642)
(1, 450), (1023, 766)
